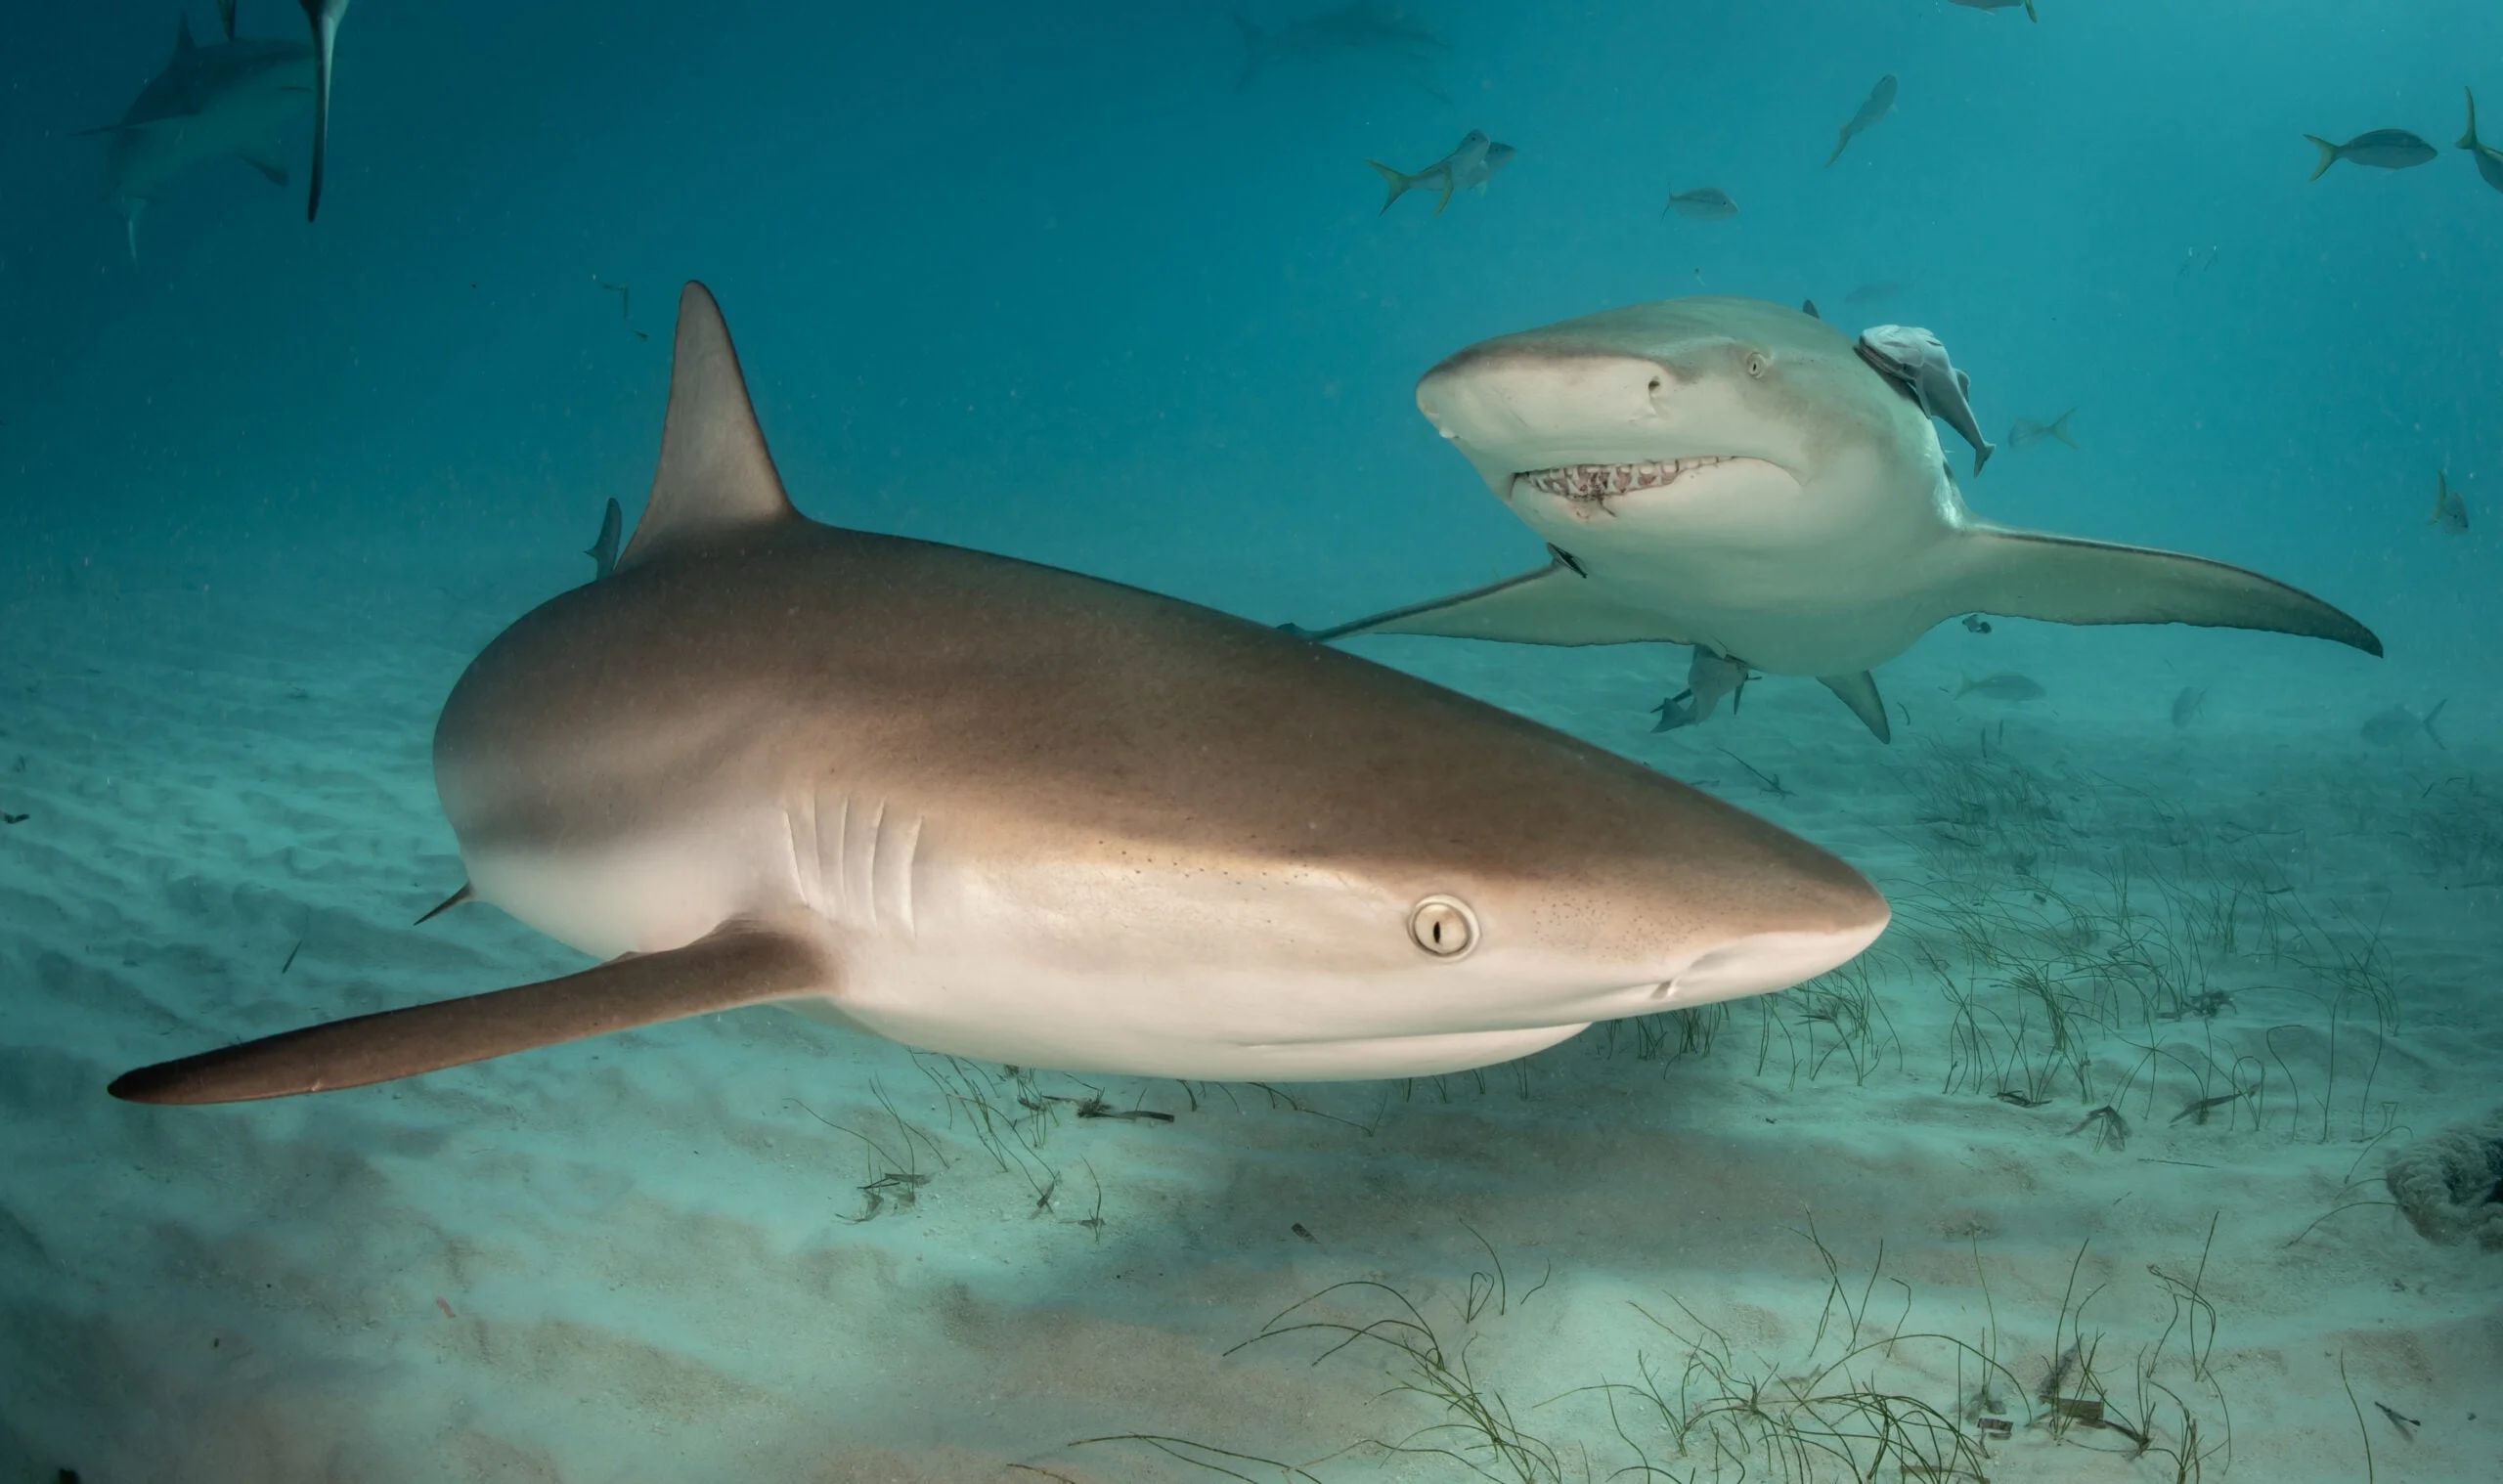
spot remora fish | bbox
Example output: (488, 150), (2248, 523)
(81, 13), (314, 257)
(1827, 74), (1898, 167)
(108, 284), (1888, 1104)
(2304, 128), (2436, 180)
(1369, 130), (1515, 215)
(1858, 325), (1995, 476)
(1651, 649), (1753, 732)
(1288, 296), (2380, 740)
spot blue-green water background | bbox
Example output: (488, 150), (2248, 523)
(2, 0), (2495, 665)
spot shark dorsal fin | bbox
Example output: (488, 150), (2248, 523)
(620, 283), (796, 570)
(174, 12), (197, 56)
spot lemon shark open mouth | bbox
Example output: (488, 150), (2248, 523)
(1295, 295), (2380, 740)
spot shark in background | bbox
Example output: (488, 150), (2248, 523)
(82, 7), (313, 257)
(1233, 1), (1447, 92)
(1290, 296), (2380, 741)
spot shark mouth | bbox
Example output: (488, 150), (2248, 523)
(1515, 456), (1738, 507)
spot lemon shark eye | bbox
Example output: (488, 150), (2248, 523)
(1408, 895), (1479, 958)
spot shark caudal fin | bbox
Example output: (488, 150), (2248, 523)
(617, 284), (799, 570)
(109, 919), (833, 1105)
(2462, 88), (2482, 152)
(1943, 523), (2383, 656)
(1287, 554), (1687, 647)
(299, 0), (349, 220)
(2305, 134), (2342, 181)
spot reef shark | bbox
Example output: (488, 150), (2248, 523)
(1291, 297), (2380, 741)
(110, 284), (1887, 1105)
(84, 12), (314, 257)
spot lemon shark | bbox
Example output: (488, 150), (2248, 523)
(83, 12), (314, 258)
(110, 284), (1887, 1106)
(1292, 296), (2381, 741)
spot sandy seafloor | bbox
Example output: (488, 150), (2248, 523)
(1, 543), (2497, 1484)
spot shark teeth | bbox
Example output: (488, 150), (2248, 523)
(1517, 457), (1736, 502)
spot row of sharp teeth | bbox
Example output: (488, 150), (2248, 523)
(1518, 456), (1735, 501)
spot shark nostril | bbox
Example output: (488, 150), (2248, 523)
(1408, 895), (1478, 958)
(1647, 376), (1663, 393)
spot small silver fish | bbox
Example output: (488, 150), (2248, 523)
(1663, 185), (1737, 220)
(1651, 648), (1754, 732)
(1957, 672), (2044, 702)
(2361, 700), (2445, 748)
(1368, 129), (1515, 215)
(1858, 325), (1995, 475)
(1826, 74), (1897, 167)
(2177, 244), (2218, 275)
(2431, 469), (2469, 535)
(2007, 409), (2078, 452)
(2171, 685), (2206, 727)
(2305, 128), (2436, 180)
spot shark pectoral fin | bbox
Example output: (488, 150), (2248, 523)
(1819, 672), (1891, 742)
(1296, 558), (1683, 646)
(1948, 525), (2383, 656)
(616, 284), (800, 570)
(108, 917), (835, 1105)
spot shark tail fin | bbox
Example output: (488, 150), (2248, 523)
(2462, 88), (2481, 152)
(1367, 159), (1417, 213)
(108, 918), (834, 1105)
(2304, 134), (2342, 181)
(2424, 698), (2448, 750)
(303, 0), (345, 221)
(2049, 408), (2079, 448)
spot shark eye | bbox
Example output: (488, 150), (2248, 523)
(1408, 895), (1479, 959)
(1744, 352), (1770, 377)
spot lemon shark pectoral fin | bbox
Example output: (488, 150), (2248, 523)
(1949, 525), (2384, 657)
(109, 918), (834, 1105)
(1818, 673), (1891, 742)
(1294, 557), (1688, 646)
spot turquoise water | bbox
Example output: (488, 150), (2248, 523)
(3, 3), (2498, 1480)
